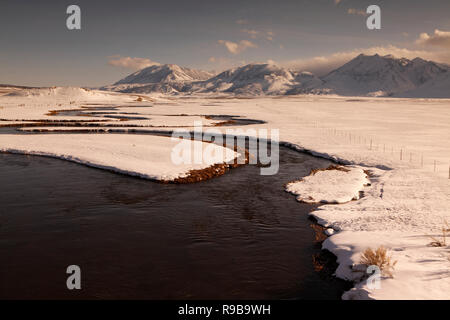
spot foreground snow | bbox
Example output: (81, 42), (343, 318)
(325, 230), (450, 300)
(286, 166), (369, 204)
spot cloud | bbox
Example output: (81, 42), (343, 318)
(281, 45), (450, 76)
(241, 29), (260, 39)
(266, 31), (275, 41)
(107, 55), (159, 70)
(347, 8), (367, 16)
(240, 29), (275, 41)
(218, 40), (258, 54)
(416, 29), (450, 48)
(235, 19), (248, 25)
(205, 57), (247, 73)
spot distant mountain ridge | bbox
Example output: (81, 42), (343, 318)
(114, 64), (213, 85)
(103, 54), (450, 98)
(101, 64), (213, 94)
(192, 64), (297, 95)
(320, 54), (449, 96)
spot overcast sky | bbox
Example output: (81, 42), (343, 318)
(1, 0), (449, 86)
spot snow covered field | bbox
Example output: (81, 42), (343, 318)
(0, 88), (449, 299)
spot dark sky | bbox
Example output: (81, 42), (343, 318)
(1, 0), (449, 86)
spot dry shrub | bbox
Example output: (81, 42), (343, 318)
(46, 110), (59, 116)
(363, 169), (373, 178)
(360, 246), (397, 278)
(310, 223), (328, 243)
(310, 165), (350, 176)
(428, 221), (449, 247)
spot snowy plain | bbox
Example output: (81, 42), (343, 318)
(0, 88), (449, 299)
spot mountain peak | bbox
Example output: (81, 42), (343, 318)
(114, 64), (213, 85)
(321, 53), (449, 96)
(198, 63), (298, 95)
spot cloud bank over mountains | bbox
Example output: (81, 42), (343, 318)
(280, 45), (450, 76)
(218, 40), (258, 55)
(416, 29), (450, 48)
(107, 56), (160, 70)
(106, 23), (450, 87)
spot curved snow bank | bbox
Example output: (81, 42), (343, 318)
(286, 166), (369, 204)
(0, 134), (237, 182)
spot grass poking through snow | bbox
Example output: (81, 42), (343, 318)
(428, 221), (449, 247)
(360, 246), (397, 278)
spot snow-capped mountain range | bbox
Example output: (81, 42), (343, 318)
(102, 54), (450, 98)
(320, 54), (450, 97)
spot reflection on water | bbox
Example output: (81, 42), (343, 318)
(0, 148), (349, 299)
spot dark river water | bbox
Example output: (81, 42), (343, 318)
(0, 147), (349, 299)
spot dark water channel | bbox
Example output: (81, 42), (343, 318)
(0, 146), (350, 299)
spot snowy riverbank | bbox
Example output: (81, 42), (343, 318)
(0, 134), (238, 182)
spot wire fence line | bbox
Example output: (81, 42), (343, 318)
(306, 119), (450, 179)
